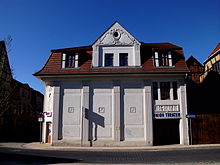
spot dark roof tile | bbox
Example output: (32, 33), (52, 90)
(34, 42), (188, 77)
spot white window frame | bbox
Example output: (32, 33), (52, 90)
(62, 52), (79, 69)
(154, 51), (173, 67)
(152, 81), (179, 101)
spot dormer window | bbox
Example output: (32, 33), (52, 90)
(66, 54), (75, 67)
(119, 53), (128, 66)
(62, 53), (78, 68)
(154, 50), (172, 67)
(159, 52), (169, 66)
(105, 53), (113, 66)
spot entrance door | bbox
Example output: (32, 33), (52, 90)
(46, 122), (52, 143)
(153, 119), (180, 145)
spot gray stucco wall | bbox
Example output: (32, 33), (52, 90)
(43, 76), (188, 146)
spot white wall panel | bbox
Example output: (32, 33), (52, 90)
(93, 95), (112, 125)
(63, 95), (81, 125)
(124, 93), (143, 125)
(63, 125), (80, 138)
(123, 81), (145, 140)
(92, 81), (113, 140)
(62, 82), (82, 139)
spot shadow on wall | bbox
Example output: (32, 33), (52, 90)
(83, 107), (105, 141)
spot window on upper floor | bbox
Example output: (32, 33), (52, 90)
(119, 53), (128, 66)
(172, 82), (178, 100)
(160, 82), (170, 100)
(66, 54), (75, 68)
(62, 53), (79, 68)
(105, 53), (113, 66)
(154, 50), (172, 67)
(159, 53), (169, 66)
(212, 61), (220, 72)
(153, 82), (158, 100)
(153, 81), (178, 100)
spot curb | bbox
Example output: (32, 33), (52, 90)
(22, 142), (220, 151)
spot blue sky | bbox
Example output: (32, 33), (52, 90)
(0, 0), (219, 93)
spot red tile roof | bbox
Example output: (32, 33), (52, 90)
(209, 42), (220, 58)
(34, 42), (189, 77)
(203, 42), (220, 64)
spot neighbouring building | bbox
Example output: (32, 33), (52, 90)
(34, 22), (189, 146)
(0, 40), (44, 141)
(186, 56), (204, 83)
(186, 44), (220, 115)
(0, 41), (12, 108)
(200, 42), (220, 81)
(186, 42), (220, 144)
(186, 56), (204, 115)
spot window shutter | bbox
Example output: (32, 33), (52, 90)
(154, 52), (159, 67)
(168, 51), (172, 66)
(62, 53), (66, 68)
(75, 53), (79, 68)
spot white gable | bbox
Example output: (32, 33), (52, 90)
(93, 22), (140, 46)
(92, 22), (141, 67)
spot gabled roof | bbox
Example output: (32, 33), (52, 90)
(92, 22), (140, 46)
(50, 42), (181, 53)
(204, 42), (220, 63)
(0, 40), (12, 80)
(186, 56), (203, 68)
(51, 45), (92, 53)
(141, 42), (182, 49)
(34, 22), (188, 78)
(209, 42), (220, 58)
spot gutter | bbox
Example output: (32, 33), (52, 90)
(34, 72), (188, 80)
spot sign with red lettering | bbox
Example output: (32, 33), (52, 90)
(45, 112), (52, 117)
(154, 112), (181, 119)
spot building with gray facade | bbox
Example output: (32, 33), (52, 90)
(34, 22), (189, 146)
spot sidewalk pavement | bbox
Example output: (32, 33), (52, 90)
(0, 142), (220, 151)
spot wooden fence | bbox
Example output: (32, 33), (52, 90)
(192, 114), (220, 144)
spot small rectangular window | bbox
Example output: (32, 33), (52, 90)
(160, 82), (170, 100)
(159, 52), (169, 66)
(153, 82), (158, 100)
(172, 82), (178, 100)
(62, 53), (79, 68)
(119, 53), (128, 66)
(213, 61), (220, 72)
(105, 53), (113, 66)
(155, 51), (172, 67)
(66, 54), (75, 68)
(62, 53), (77, 68)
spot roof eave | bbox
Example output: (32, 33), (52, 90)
(34, 71), (188, 80)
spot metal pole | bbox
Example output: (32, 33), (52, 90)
(189, 118), (192, 145)
(40, 122), (42, 144)
(81, 107), (84, 147)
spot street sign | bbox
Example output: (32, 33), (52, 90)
(186, 114), (196, 118)
(44, 112), (52, 117)
(38, 116), (44, 122)
(154, 112), (181, 119)
(186, 114), (196, 145)
(38, 116), (44, 144)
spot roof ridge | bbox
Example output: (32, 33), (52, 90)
(208, 42), (220, 58)
(51, 45), (92, 52)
